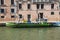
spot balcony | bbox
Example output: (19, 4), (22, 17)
(19, 0), (27, 2)
(30, 0), (56, 3)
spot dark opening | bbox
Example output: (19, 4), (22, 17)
(11, 9), (14, 13)
(28, 4), (30, 9)
(40, 13), (43, 18)
(19, 14), (22, 18)
(41, 4), (44, 9)
(28, 14), (31, 18)
(51, 4), (54, 9)
(37, 4), (40, 9)
(27, 14), (31, 22)
(1, 9), (4, 13)
(19, 4), (22, 9)
(11, 16), (15, 18)
(1, 0), (4, 5)
(59, 12), (60, 15)
(11, 0), (14, 5)
(38, 14), (39, 19)
(1, 16), (4, 18)
(51, 12), (54, 15)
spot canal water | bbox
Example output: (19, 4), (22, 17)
(0, 27), (60, 40)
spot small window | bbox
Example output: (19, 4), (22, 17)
(0, 9), (4, 13)
(51, 4), (54, 9)
(19, 4), (22, 9)
(51, 12), (54, 15)
(11, 9), (15, 13)
(28, 4), (30, 9)
(1, 16), (4, 18)
(19, 14), (22, 18)
(11, 15), (15, 18)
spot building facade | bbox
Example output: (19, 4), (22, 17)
(0, 0), (60, 23)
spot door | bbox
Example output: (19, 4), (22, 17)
(27, 14), (31, 23)
(38, 13), (43, 19)
(40, 13), (43, 19)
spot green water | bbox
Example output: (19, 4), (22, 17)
(0, 27), (60, 40)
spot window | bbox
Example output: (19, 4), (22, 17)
(51, 4), (54, 9)
(59, 3), (60, 9)
(40, 13), (43, 18)
(28, 4), (31, 9)
(0, 9), (4, 13)
(37, 4), (40, 9)
(1, 16), (4, 18)
(19, 4), (22, 9)
(11, 0), (14, 5)
(59, 12), (60, 15)
(51, 12), (54, 15)
(19, 14), (22, 18)
(28, 14), (31, 18)
(11, 9), (15, 13)
(1, 0), (4, 5)
(11, 15), (15, 18)
(41, 4), (44, 9)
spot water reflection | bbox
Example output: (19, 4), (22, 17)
(0, 27), (60, 40)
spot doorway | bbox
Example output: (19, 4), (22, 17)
(27, 14), (31, 23)
(38, 13), (43, 19)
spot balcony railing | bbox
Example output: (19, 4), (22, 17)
(30, 0), (56, 3)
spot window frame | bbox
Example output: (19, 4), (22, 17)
(19, 14), (22, 18)
(36, 4), (40, 9)
(11, 0), (14, 5)
(51, 4), (54, 9)
(51, 12), (54, 15)
(41, 4), (44, 9)
(0, 8), (5, 13)
(11, 15), (15, 18)
(27, 4), (31, 9)
(19, 4), (22, 9)
(1, 16), (4, 18)
(11, 8), (15, 13)
(0, 0), (4, 5)
(27, 14), (31, 18)
(59, 12), (60, 15)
